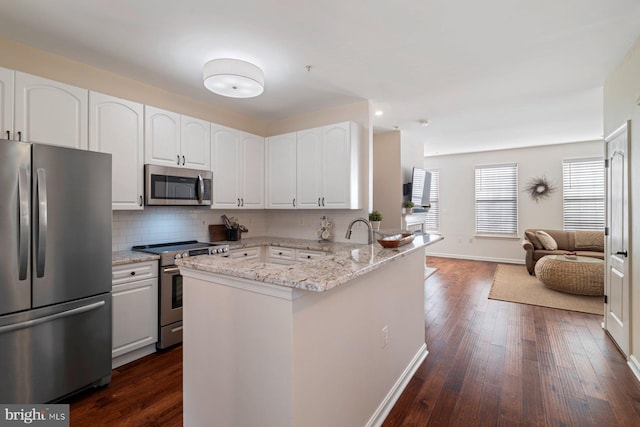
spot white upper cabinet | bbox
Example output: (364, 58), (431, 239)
(181, 115), (211, 170)
(14, 72), (88, 149)
(145, 106), (210, 170)
(296, 127), (323, 208)
(0, 67), (13, 140)
(268, 122), (360, 210)
(145, 106), (181, 167)
(321, 122), (359, 209)
(211, 125), (264, 209)
(266, 132), (297, 209)
(89, 91), (144, 210)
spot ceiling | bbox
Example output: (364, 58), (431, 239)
(1, 0), (639, 156)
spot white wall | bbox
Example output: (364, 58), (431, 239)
(423, 140), (603, 263)
(604, 35), (640, 367)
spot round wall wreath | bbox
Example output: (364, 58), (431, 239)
(524, 176), (555, 202)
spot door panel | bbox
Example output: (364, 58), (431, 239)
(605, 121), (630, 355)
(31, 144), (112, 307)
(0, 140), (31, 315)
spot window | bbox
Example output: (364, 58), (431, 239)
(475, 163), (518, 235)
(425, 170), (440, 231)
(562, 158), (605, 230)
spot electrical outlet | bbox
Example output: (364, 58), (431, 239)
(381, 325), (389, 348)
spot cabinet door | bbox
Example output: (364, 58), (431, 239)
(14, 72), (88, 149)
(145, 106), (181, 167)
(89, 92), (144, 210)
(266, 132), (297, 209)
(112, 276), (158, 358)
(296, 127), (323, 209)
(0, 67), (13, 139)
(181, 115), (211, 170)
(211, 124), (240, 208)
(322, 122), (353, 208)
(240, 132), (265, 208)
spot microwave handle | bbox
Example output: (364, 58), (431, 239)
(197, 174), (204, 204)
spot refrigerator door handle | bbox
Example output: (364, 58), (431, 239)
(36, 168), (48, 278)
(0, 301), (105, 335)
(18, 167), (30, 280)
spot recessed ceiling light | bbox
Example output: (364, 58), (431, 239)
(375, 110), (384, 116)
(419, 119), (429, 127)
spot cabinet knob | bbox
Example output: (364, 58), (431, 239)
(306, 255), (311, 259)
(244, 253), (248, 256)
(130, 271), (136, 276)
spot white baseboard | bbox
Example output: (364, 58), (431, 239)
(366, 343), (428, 427)
(425, 251), (524, 265)
(628, 355), (640, 383)
(112, 343), (157, 369)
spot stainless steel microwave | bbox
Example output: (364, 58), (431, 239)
(145, 164), (212, 206)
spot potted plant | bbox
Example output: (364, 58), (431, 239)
(368, 210), (383, 230)
(402, 200), (415, 215)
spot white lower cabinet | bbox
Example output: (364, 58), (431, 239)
(111, 261), (158, 368)
(228, 247), (264, 260)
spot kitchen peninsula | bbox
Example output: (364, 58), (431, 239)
(178, 233), (443, 427)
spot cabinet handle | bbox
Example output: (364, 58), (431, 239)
(237, 198), (241, 207)
(322, 197), (325, 207)
(5, 130), (9, 139)
(318, 197), (321, 207)
(306, 255), (311, 259)
(139, 195), (143, 206)
(177, 155), (180, 165)
(293, 198), (296, 207)
(244, 253), (248, 256)
(17, 131), (22, 141)
(130, 271), (136, 276)
(241, 198), (244, 207)
(182, 155), (185, 166)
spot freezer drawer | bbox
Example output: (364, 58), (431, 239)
(0, 293), (112, 403)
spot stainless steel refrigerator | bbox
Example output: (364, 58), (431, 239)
(0, 139), (113, 403)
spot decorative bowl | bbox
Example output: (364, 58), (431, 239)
(377, 233), (415, 248)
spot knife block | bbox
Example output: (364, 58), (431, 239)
(226, 228), (240, 241)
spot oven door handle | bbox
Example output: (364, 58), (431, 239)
(162, 267), (180, 274)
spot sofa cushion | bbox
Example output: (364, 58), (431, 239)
(575, 230), (604, 251)
(525, 231), (544, 250)
(536, 231), (558, 250)
(575, 251), (605, 260)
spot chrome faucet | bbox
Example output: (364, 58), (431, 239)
(345, 217), (375, 244)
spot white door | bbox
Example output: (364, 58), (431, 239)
(296, 127), (322, 208)
(15, 72), (88, 149)
(145, 106), (181, 167)
(0, 66), (13, 139)
(266, 132), (297, 209)
(89, 92), (144, 210)
(211, 125), (240, 209)
(605, 121), (630, 356)
(181, 115), (211, 170)
(239, 132), (265, 209)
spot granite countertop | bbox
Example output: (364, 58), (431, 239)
(177, 233), (443, 292)
(112, 250), (160, 266)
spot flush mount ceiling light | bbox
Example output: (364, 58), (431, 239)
(203, 58), (264, 98)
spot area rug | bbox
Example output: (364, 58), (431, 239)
(488, 264), (604, 315)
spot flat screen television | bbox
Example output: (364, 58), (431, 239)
(410, 167), (431, 211)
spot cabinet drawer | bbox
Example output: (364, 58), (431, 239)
(268, 246), (296, 261)
(296, 250), (325, 262)
(112, 261), (157, 286)
(229, 247), (262, 260)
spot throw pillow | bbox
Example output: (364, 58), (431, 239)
(536, 230), (558, 250)
(574, 230), (604, 251)
(524, 231), (544, 250)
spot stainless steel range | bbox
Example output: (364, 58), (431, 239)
(132, 240), (229, 349)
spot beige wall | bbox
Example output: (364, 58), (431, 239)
(0, 36), (266, 134)
(604, 35), (640, 366)
(373, 131), (402, 229)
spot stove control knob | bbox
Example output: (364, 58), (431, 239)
(210, 248), (217, 255)
(221, 247), (228, 253)
(174, 253), (182, 260)
(183, 252), (189, 258)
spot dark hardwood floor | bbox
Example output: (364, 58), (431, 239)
(67, 257), (640, 426)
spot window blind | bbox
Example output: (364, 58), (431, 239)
(562, 158), (604, 230)
(475, 164), (518, 234)
(425, 170), (440, 231)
